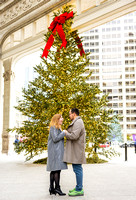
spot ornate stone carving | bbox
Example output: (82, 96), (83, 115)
(0, 0), (8, 4)
(3, 70), (14, 81)
(0, 0), (49, 28)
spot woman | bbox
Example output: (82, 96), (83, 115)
(47, 114), (67, 196)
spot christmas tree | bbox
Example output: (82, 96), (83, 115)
(11, 5), (114, 161)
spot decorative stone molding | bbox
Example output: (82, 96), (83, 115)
(0, 0), (6, 4)
(0, 0), (9, 4)
(3, 70), (14, 81)
(3, 58), (14, 81)
(0, 0), (70, 47)
(0, 0), (50, 29)
(2, 134), (9, 139)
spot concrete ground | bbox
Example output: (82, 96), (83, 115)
(0, 147), (136, 200)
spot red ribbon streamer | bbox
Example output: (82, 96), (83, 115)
(41, 11), (85, 58)
(75, 35), (85, 56)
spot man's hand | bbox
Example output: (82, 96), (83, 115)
(63, 130), (68, 135)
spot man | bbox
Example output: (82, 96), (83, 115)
(63, 108), (86, 196)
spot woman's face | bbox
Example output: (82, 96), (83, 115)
(58, 116), (64, 125)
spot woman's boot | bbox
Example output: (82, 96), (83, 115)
(49, 186), (56, 195)
(54, 186), (66, 196)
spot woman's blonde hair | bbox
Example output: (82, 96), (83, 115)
(49, 114), (62, 129)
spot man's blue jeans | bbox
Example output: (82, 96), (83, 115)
(72, 164), (83, 191)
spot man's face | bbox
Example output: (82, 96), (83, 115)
(69, 110), (74, 121)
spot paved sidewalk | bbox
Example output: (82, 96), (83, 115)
(0, 148), (136, 200)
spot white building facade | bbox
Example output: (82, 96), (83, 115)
(81, 11), (136, 142)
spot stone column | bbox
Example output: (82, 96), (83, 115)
(2, 58), (13, 154)
(0, 59), (4, 153)
(76, 0), (81, 15)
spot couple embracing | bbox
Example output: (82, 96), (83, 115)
(47, 108), (86, 197)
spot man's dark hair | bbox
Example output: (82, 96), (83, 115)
(71, 108), (79, 116)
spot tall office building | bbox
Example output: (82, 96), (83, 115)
(81, 11), (136, 142)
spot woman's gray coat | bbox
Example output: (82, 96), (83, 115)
(47, 126), (67, 171)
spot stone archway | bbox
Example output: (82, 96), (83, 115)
(0, 0), (136, 153)
(1, 50), (42, 154)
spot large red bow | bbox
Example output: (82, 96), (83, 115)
(41, 11), (85, 58)
(42, 11), (73, 58)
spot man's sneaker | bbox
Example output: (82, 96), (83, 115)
(69, 188), (76, 193)
(68, 189), (84, 196)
